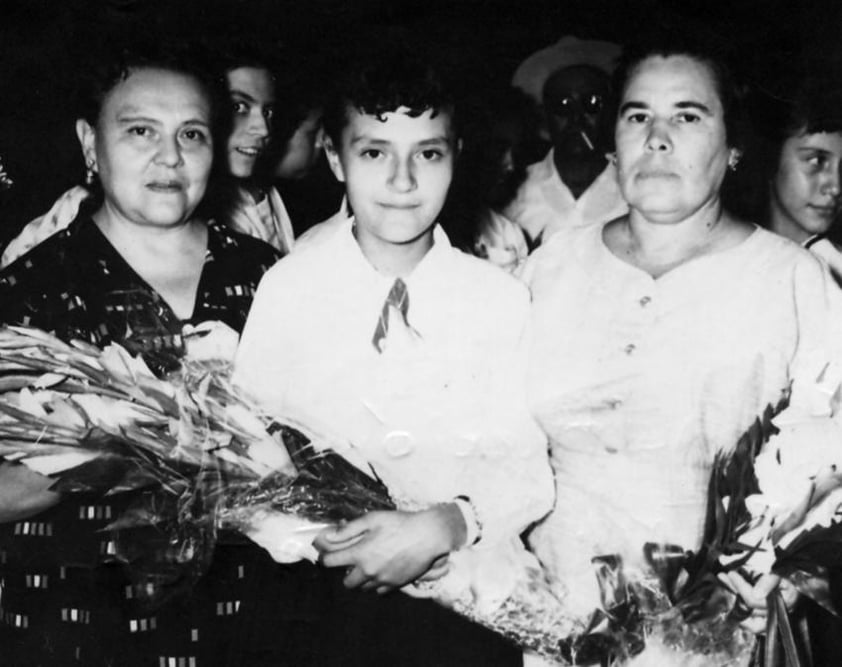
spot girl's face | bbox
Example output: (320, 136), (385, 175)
(770, 129), (842, 243)
(225, 66), (275, 179)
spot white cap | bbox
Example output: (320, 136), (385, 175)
(512, 35), (621, 104)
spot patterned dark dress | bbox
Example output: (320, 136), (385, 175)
(0, 216), (279, 667)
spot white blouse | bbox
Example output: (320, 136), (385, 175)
(523, 221), (842, 617)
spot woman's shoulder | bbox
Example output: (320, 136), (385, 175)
(521, 220), (601, 285)
(446, 244), (531, 306)
(1, 216), (93, 283)
(744, 226), (828, 274)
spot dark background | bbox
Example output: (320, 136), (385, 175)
(0, 0), (840, 244)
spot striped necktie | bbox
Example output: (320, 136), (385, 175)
(372, 278), (411, 353)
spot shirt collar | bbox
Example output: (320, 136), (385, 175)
(336, 216), (452, 292)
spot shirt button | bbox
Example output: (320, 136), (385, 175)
(383, 431), (414, 458)
(639, 296), (651, 307)
(625, 343), (636, 355)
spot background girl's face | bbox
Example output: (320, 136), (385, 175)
(771, 130), (842, 242)
(81, 67), (213, 228)
(225, 66), (275, 179)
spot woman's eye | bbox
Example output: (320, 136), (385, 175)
(626, 113), (649, 124)
(182, 129), (208, 143)
(128, 126), (151, 137)
(419, 149), (444, 161)
(232, 101), (248, 115)
(263, 107), (274, 121)
(361, 149), (383, 159)
(676, 112), (701, 123)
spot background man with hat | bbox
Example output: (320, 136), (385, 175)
(506, 35), (628, 246)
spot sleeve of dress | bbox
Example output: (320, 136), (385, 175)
(459, 289), (555, 548)
(1, 186), (90, 268)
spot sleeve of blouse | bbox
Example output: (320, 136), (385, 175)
(786, 256), (842, 423)
(459, 287), (555, 548)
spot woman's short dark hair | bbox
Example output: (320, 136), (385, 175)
(321, 43), (458, 148)
(74, 41), (228, 217)
(613, 30), (748, 152)
(75, 42), (226, 134)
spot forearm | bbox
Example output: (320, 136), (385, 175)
(0, 462), (61, 523)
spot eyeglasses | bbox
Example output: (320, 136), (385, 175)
(549, 94), (604, 117)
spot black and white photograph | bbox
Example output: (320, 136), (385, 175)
(2, 1), (842, 665)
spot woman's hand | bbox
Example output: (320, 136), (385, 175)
(719, 571), (800, 634)
(313, 505), (466, 594)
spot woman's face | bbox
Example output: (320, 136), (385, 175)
(225, 66), (275, 179)
(771, 130), (842, 242)
(80, 67), (213, 228)
(615, 55), (734, 224)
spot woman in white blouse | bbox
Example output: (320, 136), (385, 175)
(524, 35), (842, 663)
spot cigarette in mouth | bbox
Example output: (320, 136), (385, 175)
(580, 129), (595, 151)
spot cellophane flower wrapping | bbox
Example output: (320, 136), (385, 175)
(2, 325), (835, 666)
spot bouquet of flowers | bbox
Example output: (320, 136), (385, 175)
(0, 325), (578, 656)
(4, 324), (841, 666)
(0, 325), (394, 602)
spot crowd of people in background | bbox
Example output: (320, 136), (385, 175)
(2, 5), (842, 666)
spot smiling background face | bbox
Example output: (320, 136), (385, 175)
(326, 106), (456, 251)
(225, 66), (275, 179)
(770, 130), (842, 242)
(80, 66), (214, 229)
(615, 54), (733, 224)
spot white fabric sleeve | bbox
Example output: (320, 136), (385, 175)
(456, 292), (554, 548)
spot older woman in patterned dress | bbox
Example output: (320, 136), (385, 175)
(0, 46), (278, 666)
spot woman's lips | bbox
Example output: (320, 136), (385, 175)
(146, 181), (184, 192)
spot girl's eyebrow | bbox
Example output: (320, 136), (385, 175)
(229, 89), (257, 104)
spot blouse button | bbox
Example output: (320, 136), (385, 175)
(639, 296), (651, 307)
(383, 431), (414, 458)
(625, 343), (636, 355)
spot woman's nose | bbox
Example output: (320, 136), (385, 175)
(644, 120), (672, 153)
(156, 135), (183, 166)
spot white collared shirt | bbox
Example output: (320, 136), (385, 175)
(504, 149), (627, 245)
(234, 217), (553, 546)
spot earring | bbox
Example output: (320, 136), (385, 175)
(607, 152), (617, 165)
(85, 159), (96, 186)
(728, 150), (741, 172)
